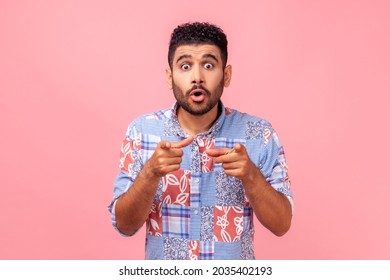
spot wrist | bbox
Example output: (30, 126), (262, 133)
(241, 162), (260, 184)
(140, 162), (162, 183)
(241, 164), (267, 195)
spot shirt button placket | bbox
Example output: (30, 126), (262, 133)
(190, 174), (201, 240)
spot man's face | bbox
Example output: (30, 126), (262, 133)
(166, 44), (231, 116)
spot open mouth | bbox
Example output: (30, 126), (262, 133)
(193, 91), (203, 96)
(190, 89), (206, 102)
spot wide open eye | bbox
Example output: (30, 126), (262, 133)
(181, 63), (191, 70)
(204, 63), (213, 70)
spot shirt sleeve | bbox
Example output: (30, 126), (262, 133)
(260, 127), (294, 213)
(108, 123), (144, 236)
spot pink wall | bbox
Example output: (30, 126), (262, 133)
(1, 0), (389, 259)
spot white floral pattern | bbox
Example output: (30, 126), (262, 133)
(119, 137), (142, 173)
(214, 206), (243, 242)
(147, 202), (162, 236)
(188, 240), (199, 260)
(196, 137), (215, 172)
(162, 170), (191, 206)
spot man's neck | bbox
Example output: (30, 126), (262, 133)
(176, 104), (220, 137)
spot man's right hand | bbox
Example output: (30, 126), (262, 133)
(115, 137), (193, 236)
(144, 136), (194, 178)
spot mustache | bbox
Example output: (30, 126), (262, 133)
(185, 84), (211, 96)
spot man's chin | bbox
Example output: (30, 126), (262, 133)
(180, 103), (212, 116)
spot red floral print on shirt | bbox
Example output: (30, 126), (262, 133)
(162, 169), (191, 206)
(214, 206), (243, 242)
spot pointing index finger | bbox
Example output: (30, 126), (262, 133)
(206, 143), (246, 157)
(170, 136), (194, 149)
(205, 147), (234, 157)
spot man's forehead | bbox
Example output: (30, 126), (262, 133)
(174, 44), (221, 59)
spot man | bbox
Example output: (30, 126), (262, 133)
(108, 22), (293, 260)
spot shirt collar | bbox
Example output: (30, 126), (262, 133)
(168, 101), (227, 138)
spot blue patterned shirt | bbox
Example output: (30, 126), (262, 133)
(109, 102), (293, 260)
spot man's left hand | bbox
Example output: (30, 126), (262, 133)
(206, 143), (258, 181)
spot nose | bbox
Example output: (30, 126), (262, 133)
(191, 65), (204, 85)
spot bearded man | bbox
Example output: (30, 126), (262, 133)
(108, 22), (293, 260)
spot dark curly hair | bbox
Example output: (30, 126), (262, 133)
(168, 22), (228, 69)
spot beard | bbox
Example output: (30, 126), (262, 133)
(172, 77), (224, 116)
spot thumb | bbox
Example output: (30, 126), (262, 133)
(234, 143), (245, 153)
(159, 140), (172, 150)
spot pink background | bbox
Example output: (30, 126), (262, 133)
(1, 0), (389, 259)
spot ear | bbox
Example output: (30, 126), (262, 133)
(166, 67), (173, 89)
(223, 64), (232, 87)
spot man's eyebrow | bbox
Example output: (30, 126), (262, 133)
(203, 53), (219, 62)
(175, 53), (219, 63)
(176, 54), (192, 63)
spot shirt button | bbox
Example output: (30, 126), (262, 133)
(193, 209), (199, 215)
(194, 178), (200, 183)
